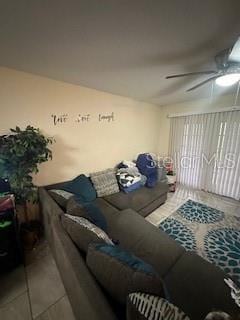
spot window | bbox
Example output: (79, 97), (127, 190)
(169, 111), (240, 200)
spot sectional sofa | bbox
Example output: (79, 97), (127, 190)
(39, 179), (238, 320)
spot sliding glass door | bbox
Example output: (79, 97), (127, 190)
(169, 110), (240, 200)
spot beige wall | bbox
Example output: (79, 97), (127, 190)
(0, 67), (159, 186)
(157, 94), (236, 156)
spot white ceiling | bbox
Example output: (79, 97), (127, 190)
(0, 0), (240, 106)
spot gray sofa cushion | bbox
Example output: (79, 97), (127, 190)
(61, 214), (113, 253)
(67, 197), (120, 218)
(49, 189), (73, 209)
(103, 208), (184, 277)
(66, 197), (120, 233)
(90, 169), (120, 197)
(66, 196), (87, 217)
(87, 243), (165, 305)
(65, 194), (108, 232)
(103, 182), (168, 212)
(94, 198), (121, 227)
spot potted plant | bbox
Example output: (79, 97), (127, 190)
(0, 125), (54, 248)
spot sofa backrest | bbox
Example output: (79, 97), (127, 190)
(44, 180), (72, 191)
(39, 188), (117, 320)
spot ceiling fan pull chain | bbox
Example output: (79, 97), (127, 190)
(234, 81), (240, 106)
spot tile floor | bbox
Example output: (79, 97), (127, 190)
(0, 240), (75, 320)
(146, 184), (240, 226)
(0, 184), (239, 320)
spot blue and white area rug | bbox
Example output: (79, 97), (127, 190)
(159, 199), (240, 284)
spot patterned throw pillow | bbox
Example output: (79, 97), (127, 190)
(127, 293), (190, 320)
(116, 172), (141, 188)
(49, 189), (74, 208)
(62, 214), (113, 253)
(90, 169), (119, 197)
(86, 243), (165, 305)
(224, 278), (240, 308)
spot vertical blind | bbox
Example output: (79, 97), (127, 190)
(169, 110), (240, 200)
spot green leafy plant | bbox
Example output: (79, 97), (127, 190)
(0, 126), (54, 209)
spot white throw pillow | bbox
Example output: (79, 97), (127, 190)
(127, 292), (190, 320)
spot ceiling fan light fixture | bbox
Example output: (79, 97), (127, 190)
(215, 73), (240, 87)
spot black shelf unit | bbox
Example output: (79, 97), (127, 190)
(0, 195), (22, 273)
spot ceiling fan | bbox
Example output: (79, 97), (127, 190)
(166, 37), (240, 92)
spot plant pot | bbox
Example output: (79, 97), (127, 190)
(20, 220), (43, 251)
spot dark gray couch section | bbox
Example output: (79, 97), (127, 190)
(39, 188), (117, 320)
(103, 182), (168, 217)
(40, 183), (239, 320)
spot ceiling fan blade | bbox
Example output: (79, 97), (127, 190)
(166, 71), (217, 79)
(229, 37), (240, 63)
(187, 75), (220, 92)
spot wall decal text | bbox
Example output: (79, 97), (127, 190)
(51, 112), (115, 126)
(99, 112), (114, 122)
(52, 114), (68, 126)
